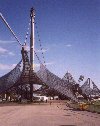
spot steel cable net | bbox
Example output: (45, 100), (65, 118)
(0, 48), (78, 102)
(0, 60), (22, 93)
(81, 79), (92, 96)
(62, 72), (77, 87)
(92, 82), (100, 95)
(36, 64), (78, 102)
(81, 78), (100, 96)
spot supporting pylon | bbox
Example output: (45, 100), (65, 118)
(30, 7), (35, 102)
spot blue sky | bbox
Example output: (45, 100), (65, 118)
(0, 0), (100, 88)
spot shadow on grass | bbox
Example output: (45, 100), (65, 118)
(64, 107), (99, 118)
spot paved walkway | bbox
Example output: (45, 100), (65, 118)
(0, 102), (100, 126)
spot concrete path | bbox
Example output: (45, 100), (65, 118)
(0, 102), (100, 126)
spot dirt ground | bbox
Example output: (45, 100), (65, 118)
(0, 101), (100, 126)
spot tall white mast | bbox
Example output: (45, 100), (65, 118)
(30, 8), (35, 71)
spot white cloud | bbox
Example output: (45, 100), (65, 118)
(8, 52), (15, 56)
(35, 49), (48, 53)
(0, 46), (15, 56)
(0, 63), (16, 70)
(24, 45), (48, 53)
(0, 61), (54, 71)
(0, 40), (16, 44)
(34, 62), (54, 68)
(45, 62), (54, 65)
(66, 44), (72, 47)
(0, 47), (7, 53)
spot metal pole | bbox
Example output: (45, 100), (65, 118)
(30, 8), (35, 102)
(30, 8), (35, 71)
